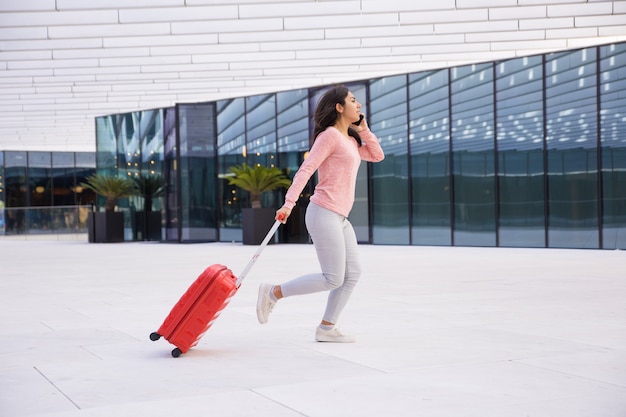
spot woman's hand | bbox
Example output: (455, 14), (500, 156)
(276, 206), (292, 224)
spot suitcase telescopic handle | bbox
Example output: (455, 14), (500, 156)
(236, 215), (283, 286)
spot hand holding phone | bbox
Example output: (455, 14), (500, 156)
(353, 114), (364, 126)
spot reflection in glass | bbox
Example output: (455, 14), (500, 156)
(545, 48), (599, 248)
(95, 115), (118, 174)
(496, 56), (546, 247)
(217, 98), (246, 241)
(246, 94), (278, 209)
(178, 103), (217, 241)
(28, 152), (52, 209)
(600, 43), (626, 249)
(451, 63), (496, 246)
(277, 89), (310, 243)
(4, 152), (27, 233)
(370, 76), (410, 244)
(164, 107), (179, 241)
(409, 70), (451, 245)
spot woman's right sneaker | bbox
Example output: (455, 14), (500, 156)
(315, 326), (355, 343)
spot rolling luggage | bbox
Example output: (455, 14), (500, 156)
(150, 218), (282, 357)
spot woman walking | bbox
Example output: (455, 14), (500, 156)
(256, 85), (385, 342)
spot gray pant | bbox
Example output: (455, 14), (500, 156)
(281, 202), (361, 324)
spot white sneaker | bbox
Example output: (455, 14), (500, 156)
(315, 326), (355, 343)
(256, 283), (276, 324)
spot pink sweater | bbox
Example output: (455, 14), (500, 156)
(283, 126), (385, 217)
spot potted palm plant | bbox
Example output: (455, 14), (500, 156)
(228, 163), (291, 244)
(132, 174), (165, 241)
(81, 173), (136, 243)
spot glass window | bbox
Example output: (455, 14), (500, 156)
(140, 109), (164, 177)
(75, 152), (96, 207)
(277, 89), (310, 243)
(163, 107), (179, 241)
(370, 75), (410, 244)
(600, 43), (626, 249)
(28, 152), (52, 208)
(178, 103), (218, 242)
(496, 56), (546, 247)
(409, 69), (451, 246)
(451, 63), (496, 246)
(545, 48), (599, 248)
(217, 98), (246, 241)
(119, 112), (140, 180)
(52, 152), (76, 206)
(246, 94), (279, 209)
(4, 152), (27, 233)
(95, 115), (119, 174)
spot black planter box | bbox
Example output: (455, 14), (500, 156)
(133, 211), (162, 241)
(242, 208), (276, 245)
(87, 212), (124, 243)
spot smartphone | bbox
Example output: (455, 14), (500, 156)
(353, 114), (364, 126)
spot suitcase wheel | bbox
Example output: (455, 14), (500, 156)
(149, 332), (161, 341)
(171, 348), (182, 358)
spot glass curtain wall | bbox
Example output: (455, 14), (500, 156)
(545, 48), (599, 249)
(4, 152), (27, 233)
(495, 56), (546, 247)
(370, 76), (410, 244)
(450, 63), (496, 246)
(90, 42), (626, 249)
(599, 43), (626, 249)
(408, 70), (451, 245)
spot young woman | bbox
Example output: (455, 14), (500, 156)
(256, 85), (385, 342)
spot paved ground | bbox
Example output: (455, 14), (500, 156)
(1, 236), (625, 417)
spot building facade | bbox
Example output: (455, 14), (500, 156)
(93, 42), (625, 249)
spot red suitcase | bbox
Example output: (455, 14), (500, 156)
(150, 219), (281, 357)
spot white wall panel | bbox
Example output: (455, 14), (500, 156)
(0, 11), (118, 27)
(49, 23), (171, 39)
(239, 1), (359, 18)
(172, 18), (283, 34)
(548, 2), (613, 17)
(119, 5), (237, 23)
(576, 14), (626, 27)
(435, 20), (518, 34)
(363, 0), (455, 12)
(284, 13), (400, 30)
(546, 27), (599, 39)
(57, 0), (184, 10)
(456, 0), (517, 8)
(401, 9), (488, 25)
(488, 5), (547, 20)
(0, 1), (55, 12)
(0, 27), (48, 40)
(0, 38), (103, 51)
(519, 17), (573, 30)
(326, 25), (433, 40)
(220, 29), (322, 43)
(468, 29), (547, 43)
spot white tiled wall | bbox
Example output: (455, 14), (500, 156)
(0, 0), (625, 151)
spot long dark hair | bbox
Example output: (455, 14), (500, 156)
(312, 85), (362, 146)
